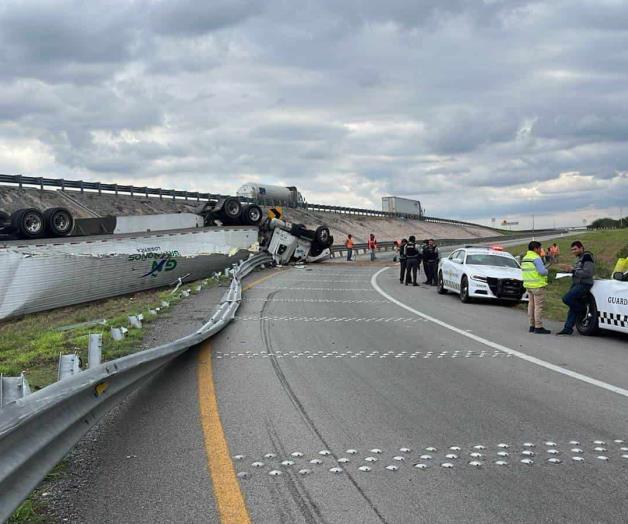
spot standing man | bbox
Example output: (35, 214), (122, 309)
(405, 236), (420, 286)
(345, 234), (354, 262)
(557, 241), (595, 335)
(423, 239), (439, 285)
(521, 241), (551, 334)
(368, 234), (377, 261)
(399, 238), (408, 283)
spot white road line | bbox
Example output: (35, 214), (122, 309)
(371, 267), (628, 399)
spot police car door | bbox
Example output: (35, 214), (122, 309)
(444, 250), (461, 290)
(450, 249), (465, 291)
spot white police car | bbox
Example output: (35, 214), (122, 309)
(437, 246), (527, 303)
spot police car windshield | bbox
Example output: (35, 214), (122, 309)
(466, 254), (519, 268)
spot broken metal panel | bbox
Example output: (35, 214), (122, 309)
(0, 374), (31, 407)
(0, 227), (258, 320)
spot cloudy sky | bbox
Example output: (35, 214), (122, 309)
(1, 0), (627, 228)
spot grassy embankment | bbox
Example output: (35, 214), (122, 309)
(506, 229), (628, 321)
(0, 276), (226, 390)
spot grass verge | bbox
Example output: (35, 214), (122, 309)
(0, 276), (226, 390)
(506, 229), (628, 321)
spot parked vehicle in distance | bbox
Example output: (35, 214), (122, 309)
(381, 196), (423, 217)
(437, 246), (527, 303)
(237, 183), (305, 206)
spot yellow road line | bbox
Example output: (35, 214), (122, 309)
(242, 269), (283, 291)
(197, 268), (282, 523)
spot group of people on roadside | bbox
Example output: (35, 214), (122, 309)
(522, 240), (595, 336)
(396, 237), (439, 286)
(343, 233), (379, 262)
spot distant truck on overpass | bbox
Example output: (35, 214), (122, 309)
(382, 196), (423, 217)
(237, 183), (305, 206)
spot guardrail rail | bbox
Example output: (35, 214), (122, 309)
(0, 252), (273, 520)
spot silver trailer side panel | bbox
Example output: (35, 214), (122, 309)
(0, 227), (258, 320)
(114, 213), (203, 234)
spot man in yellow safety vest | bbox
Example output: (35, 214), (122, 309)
(521, 241), (551, 334)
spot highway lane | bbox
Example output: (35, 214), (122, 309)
(214, 262), (628, 523)
(65, 261), (628, 523)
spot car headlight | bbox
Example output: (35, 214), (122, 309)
(470, 275), (487, 282)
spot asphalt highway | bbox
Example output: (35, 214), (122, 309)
(68, 260), (628, 523)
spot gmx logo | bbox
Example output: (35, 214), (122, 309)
(142, 257), (178, 278)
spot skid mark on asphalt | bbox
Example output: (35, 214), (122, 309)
(214, 349), (512, 360)
(258, 291), (389, 523)
(372, 268), (628, 399)
(231, 439), (628, 479)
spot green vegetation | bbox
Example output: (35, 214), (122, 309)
(0, 277), (225, 390)
(7, 463), (67, 523)
(506, 229), (628, 321)
(589, 217), (628, 229)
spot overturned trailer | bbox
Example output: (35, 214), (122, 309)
(0, 226), (258, 320)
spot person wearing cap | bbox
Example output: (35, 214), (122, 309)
(521, 241), (551, 334)
(422, 239), (439, 285)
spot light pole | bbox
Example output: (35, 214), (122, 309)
(532, 214), (535, 240)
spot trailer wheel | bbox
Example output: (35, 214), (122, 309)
(11, 208), (45, 239)
(221, 197), (242, 221)
(315, 226), (331, 246)
(241, 204), (263, 226)
(44, 207), (74, 236)
(576, 294), (599, 336)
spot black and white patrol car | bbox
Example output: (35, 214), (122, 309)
(437, 246), (527, 303)
(576, 276), (628, 336)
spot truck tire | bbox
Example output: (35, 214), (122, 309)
(315, 226), (331, 246)
(241, 204), (263, 226)
(459, 276), (471, 303)
(576, 294), (599, 336)
(11, 208), (45, 239)
(44, 207), (74, 236)
(220, 197), (242, 221)
(0, 210), (9, 226)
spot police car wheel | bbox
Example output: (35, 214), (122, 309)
(459, 276), (471, 303)
(576, 295), (599, 336)
(437, 271), (448, 294)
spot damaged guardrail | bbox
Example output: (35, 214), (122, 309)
(0, 252), (273, 520)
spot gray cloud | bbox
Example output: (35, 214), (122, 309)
(0, 0), (627, 227)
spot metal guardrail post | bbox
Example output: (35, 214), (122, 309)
(57, 354), (81, 381)
(0, 374), (31, 408)
(88, 334), (103, 369)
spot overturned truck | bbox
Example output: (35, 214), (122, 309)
(0, 203), (332, 320)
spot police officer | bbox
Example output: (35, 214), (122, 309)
(422, 239), (439, 285)
(405, 236), (420, 286)
(399, 238), (408, 283)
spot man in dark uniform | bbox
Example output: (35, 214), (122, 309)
(423, 239), (440, 285)
(399, 238), (408, 283)
(557, 241), (595, 335)
(405, 236), (420, 286)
